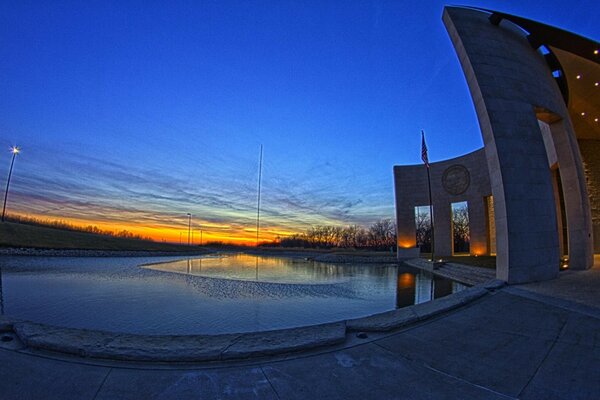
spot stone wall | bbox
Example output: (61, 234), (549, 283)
(394, 148), (492, 257)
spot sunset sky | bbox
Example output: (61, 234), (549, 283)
(1, 1), (598, 244)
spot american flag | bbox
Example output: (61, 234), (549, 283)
(421, 130), (429, 168)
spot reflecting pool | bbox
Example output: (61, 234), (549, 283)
(0, 253), (466, 335)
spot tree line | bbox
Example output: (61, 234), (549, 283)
(5, 215), (154, 242)
(266, 219), (397, 250)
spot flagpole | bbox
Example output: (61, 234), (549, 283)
(256, 145), (263, 247)
(421, 130), (435, 262)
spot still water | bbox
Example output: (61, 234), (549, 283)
(0, 253), (466, 335)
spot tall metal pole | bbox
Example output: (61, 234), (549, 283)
(421, 131), (435, 261)
(256, 145), (263, 247)
(2, 147), (20, 222)
(187, 213), (192, 246)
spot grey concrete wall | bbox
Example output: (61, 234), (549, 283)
(394, 148), (492, 257)
(579, 139), (600, 252)
(443, 7), (594, 282)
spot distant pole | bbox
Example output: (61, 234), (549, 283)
(200, 229), (203, 246)
(256, 145), (263, 247)
(421, 131), (435, 261)
(2, 146), (21, 222)
(179, 232), (182, 245)
(187, 213), (192, 246)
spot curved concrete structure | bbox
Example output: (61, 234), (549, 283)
(395, 7), (600, 284)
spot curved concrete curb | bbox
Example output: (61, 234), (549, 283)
(12, 321), (347, 362)
(346, 279), (505, 332)
(4, 279), (505, 363)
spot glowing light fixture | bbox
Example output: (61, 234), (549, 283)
(595, 118), (599, 122)
(581, 112), (586, 116)
(595, 50), (599, 55)
(2, 145), (21, 222)
(595, 82), (599, 86)
(576, 75), (581, 79)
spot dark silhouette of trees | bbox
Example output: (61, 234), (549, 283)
(452, 204), (470, 253)
(415, 209), (432, 253)
(275, 219), (397, 250)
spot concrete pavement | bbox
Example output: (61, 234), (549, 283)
(1, 283), (599, 399)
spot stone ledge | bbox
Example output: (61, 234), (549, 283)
(12, 321), (346, 362)
(346, 286), (489, 332)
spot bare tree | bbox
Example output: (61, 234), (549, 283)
(415, 209), (432, 252)
(452, 205), (470, 253)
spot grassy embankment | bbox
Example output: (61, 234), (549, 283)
(0, 221), (202, 252)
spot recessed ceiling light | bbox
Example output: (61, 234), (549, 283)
(581, 112), (586, 116)
(576, 75), (581, 79)
(595, 118), (599, 122)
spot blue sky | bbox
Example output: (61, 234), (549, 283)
(1, 0), (598, 243)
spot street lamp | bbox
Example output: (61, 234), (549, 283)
(187, 213), (192, 246)
(2, 146), (21, 222)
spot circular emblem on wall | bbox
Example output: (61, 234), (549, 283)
(442, 165), (470, 195)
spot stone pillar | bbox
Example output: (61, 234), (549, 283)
(468, 197), (489, 256)
(578, 139), (600, 253)
(433, 201), (452, 257)
(444, 7), (565, 283)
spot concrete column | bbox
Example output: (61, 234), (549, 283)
(434, 202), (452, 257)
(444, 7), (564, 283)
(547, 121), (594, 270)
(578, 139), (600, 253)
(468, 196), (489, 256)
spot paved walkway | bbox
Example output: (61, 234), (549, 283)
(1, 278), (599, 399)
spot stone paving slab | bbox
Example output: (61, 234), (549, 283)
(261, 343), (510, 400)
(558, 312), (600, 348)
(445, 291), (570, 341)
(95, 367), (278, 400)
(0, 348), (110, 400)
(375, 292), (570, 398)
(519, 342), (600, 400)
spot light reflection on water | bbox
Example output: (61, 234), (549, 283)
(145, 253), (357, 284)
(0, 254), (466, 335)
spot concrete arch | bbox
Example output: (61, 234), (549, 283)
(440, 7), (595, 283)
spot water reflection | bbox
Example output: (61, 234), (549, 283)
(147, 254), (467, 307)
(396, 269), (467, 308)
(145, 254), (359, 284)
(0, 254), (467, 334)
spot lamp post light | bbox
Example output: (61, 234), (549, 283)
(2, 146), (21, 222)
(187, 213), (192, 246)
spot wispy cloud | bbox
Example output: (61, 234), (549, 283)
(2, 137), (394, 242)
